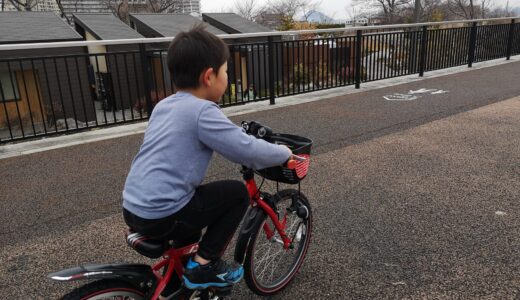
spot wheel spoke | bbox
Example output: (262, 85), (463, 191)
(254, 212), (301, 282)
(257, 248), (284, 281)
(245, 190), (312, 293)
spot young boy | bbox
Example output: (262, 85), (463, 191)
(122, 25), (292, 294)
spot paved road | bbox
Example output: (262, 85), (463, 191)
(1, 61), (519, 299)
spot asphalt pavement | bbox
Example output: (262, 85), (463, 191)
(0, 60), (519, 299)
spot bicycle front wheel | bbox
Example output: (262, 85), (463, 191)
(243, 189), (312, 296)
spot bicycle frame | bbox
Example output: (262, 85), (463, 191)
(149, 243), (199, 299)
(49, 164), (297, 300)
(243, 169), (293, 249)
(149, 168), (293, 299)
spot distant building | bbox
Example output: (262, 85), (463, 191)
(178, 0), (200, 14)
(60, 0), (200, 20)
(255, 13), (284, 30)
(2, 0), (60, 13)
(344, 18), (368, 27)
(59, 0), (111, 21)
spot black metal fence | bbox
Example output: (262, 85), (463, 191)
(0, 18), (519, 143)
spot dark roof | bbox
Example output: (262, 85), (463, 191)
(129, 13), (226, 37)
(73, 13), (143, 40)
(0, 12), (82, 44)
(202, 13), (272, 34)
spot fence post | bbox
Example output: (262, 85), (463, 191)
(468, 22), (477, 68)
(267, 36), (276, 105)
(355, 30), (362, 89)
(419, 26), (428, 77)
(506, 19), (515, 60)
(139, 44), (154, 116)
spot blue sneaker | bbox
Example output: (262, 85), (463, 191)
(182, 257), (244, 290)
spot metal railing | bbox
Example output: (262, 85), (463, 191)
(0, 17), (518, 143)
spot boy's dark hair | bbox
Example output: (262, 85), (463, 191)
(167, 24), (229, 89)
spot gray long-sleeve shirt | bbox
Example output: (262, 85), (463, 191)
(122, 91), (290, 219)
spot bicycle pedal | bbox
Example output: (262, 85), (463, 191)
(212, 285), (232, 296)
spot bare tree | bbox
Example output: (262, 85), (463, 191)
(102, 0), (182, 23)
(404, 0), (445, 22)
(234, 0), (258, 21)
(479, 0), (491, 18)
(421, 0), (445, 21)
(447, 0), (476, 19)
(346, 1), (377, 22)
(354, 0), (411, 24)
(148, 0), (182, 13)
(413, 0), (421, 22)
(300, 0), (322, 22)
(55, 0), (71, 23)
(484, 0), (513, 18)
(101, 0), (127, 22)
(258, 0), (321, 30)
(7, 0), (39, 11)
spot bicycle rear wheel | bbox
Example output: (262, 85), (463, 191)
(59, 279), (145, 300)
(243, 189), (312, 296)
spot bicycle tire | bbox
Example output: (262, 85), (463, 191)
(243, 189), (312, 296)
(59, 279), (146, 300)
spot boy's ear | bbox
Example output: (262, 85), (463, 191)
(200, 67), (214, 87)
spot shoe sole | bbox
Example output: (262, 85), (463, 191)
(183, 276), (235, 290)
(182, 275), (244, 290)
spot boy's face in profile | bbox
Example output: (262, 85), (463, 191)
(206, 62), (228, 103)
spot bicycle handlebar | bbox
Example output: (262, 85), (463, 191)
(241, 120), (307, 170)
(241, 121), (272, 139)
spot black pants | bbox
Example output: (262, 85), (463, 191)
(124, 180), (249, 261)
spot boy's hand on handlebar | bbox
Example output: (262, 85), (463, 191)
(282, 145), (292, 158)
(282, 146), (307, 170)
(291, 154), (307, 161)
(281, 145), (307, 162)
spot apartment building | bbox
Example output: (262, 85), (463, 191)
(1, 0), (59, 13)
(178, 0), (199, 14)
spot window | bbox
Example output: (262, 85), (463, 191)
(0, 71), (20, 102)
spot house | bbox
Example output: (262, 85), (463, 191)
(0, 12), (93, 140)
(202, 13), (272, 36)
(73, 13), (146, 113)
(255, 13), (284, 31)
(129, 13), (226, 38)
(128, 13), (227, 100)
(202, 13), (280, 99)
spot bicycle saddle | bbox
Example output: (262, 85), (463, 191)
(126, 230), (168, 259)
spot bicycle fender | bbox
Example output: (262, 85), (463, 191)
(48, 263), (155, 286)
(234, 207), (266, 264)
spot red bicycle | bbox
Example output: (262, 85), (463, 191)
(49, 121), (313, 300)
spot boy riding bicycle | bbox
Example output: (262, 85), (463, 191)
(122, 25), (293, 298)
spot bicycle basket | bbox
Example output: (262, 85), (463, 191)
(255, 133), (312, 184)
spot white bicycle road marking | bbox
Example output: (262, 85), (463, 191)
(384, 88), (449, 101)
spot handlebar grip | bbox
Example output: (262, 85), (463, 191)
(286, 159), (297, 170)
(242, 120), (272, 138)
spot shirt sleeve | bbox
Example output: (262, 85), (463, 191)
(197, 103), (291, 170)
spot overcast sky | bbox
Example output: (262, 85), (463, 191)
(200, 0), (518, 21)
